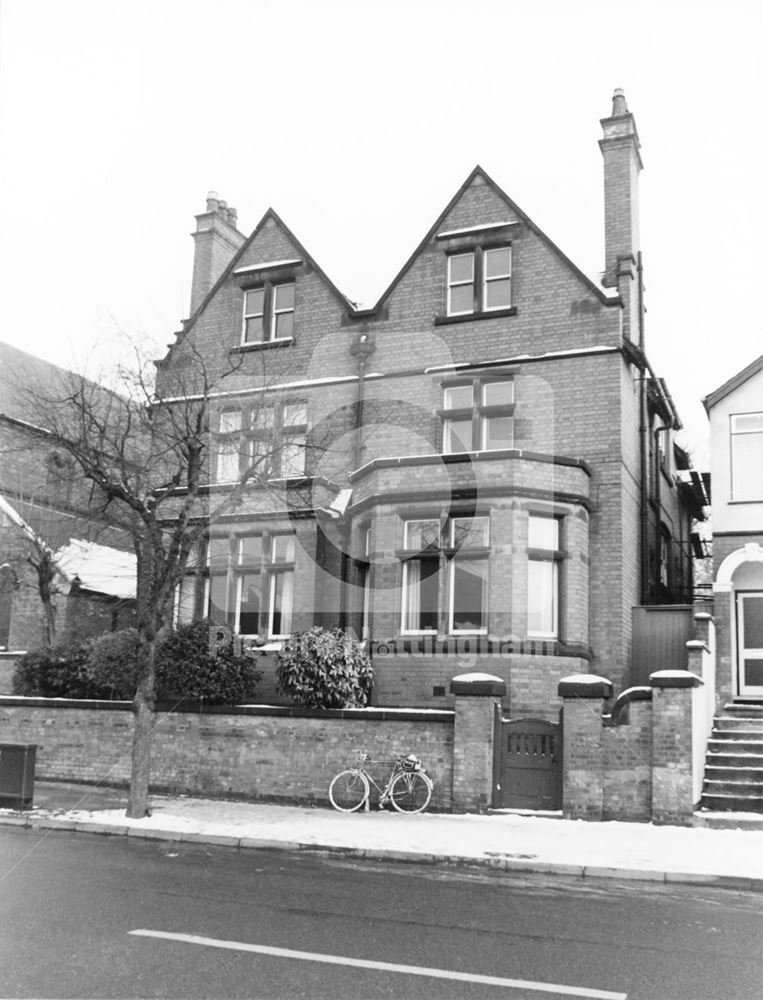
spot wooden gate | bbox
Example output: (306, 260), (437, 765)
(493, 710), (562, 810)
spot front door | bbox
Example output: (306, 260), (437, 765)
(737, 592), (763, 698)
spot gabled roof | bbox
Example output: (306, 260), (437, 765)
(171, 164), (619, 353)
(368, 164), (620, 314)
(174, 207), (355, 347)
(703, 353), (763, 413)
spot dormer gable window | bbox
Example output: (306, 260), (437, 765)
(436, 222), (519, 325)
(233, 258), (301, 349)
(242, 281), (295, 345)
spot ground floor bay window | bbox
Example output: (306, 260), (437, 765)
(401, 515), (489, 635)
(175, 532), (295, 640)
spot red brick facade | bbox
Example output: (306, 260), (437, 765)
(155, 91), (700, 713)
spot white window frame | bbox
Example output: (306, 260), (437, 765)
(270, 282), (296, 342)
(241, 281), (296, 346)
(441, 378), (514, 454)
(730, 412), (763, 501)
(278, 402), (307, 477)
(265, 534), (296, 639)
(448, 516), (489, 635)
(527, 515), (560, 639)
(482, 246), (512, 312)
(242, 288), (265, 345)
(401, 518), (441, 635)
(215, 408), (243, 483)
(447, 253), (475, 316)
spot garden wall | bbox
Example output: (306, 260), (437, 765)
(0, 697), (455, 811)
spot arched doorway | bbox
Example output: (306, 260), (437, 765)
(716, 544), (763, 699)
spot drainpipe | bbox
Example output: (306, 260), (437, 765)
(636, 251), (649, 604)
(347, 330), (376, 632)
(350, 331), (376, 471)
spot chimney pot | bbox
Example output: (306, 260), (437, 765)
(206, 190), (219, 212)
(611, 88), (629, 117)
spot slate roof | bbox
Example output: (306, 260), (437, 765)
(53, 539), (136, 600)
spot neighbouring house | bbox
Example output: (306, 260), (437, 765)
(155, 89), (706, 713)
(704, 354), (763, 705)
(0, 342), (136, 682)
(697, 354), (763, 813)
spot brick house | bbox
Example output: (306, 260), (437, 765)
(157, 89), (705, 713)
(704, 354), (763, 705)
(0, 342), (135, 675)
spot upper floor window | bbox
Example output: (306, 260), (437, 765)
(241, 281), (295, 345)
(731, 412), (763, 501)
(441, 378), (514, 454)
(527, 515), (561, 639)
(446, 246), (511, 317)
(214, 400), (307, 482)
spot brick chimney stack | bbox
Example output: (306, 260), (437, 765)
(599, 88), (643, 344)
(189, 191), (246, 315)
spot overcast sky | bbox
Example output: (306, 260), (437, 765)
(1, 0), (761, 466)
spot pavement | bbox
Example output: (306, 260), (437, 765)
(1, 780), (762, 892)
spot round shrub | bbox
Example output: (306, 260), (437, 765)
(87, 628), (141, 699)
(155, 619), (261, 705)
(276, 627), (373, 709)
(13, 640), (95, 698)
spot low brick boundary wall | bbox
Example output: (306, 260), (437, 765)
(0, 697), (455, 810)
(558, 671), (707, 825)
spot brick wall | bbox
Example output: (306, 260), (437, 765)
(0, 697), (454, 811)
(559, 670), (705, 825)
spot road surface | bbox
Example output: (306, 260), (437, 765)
(1, 827), (761, 999)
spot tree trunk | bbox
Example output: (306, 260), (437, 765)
(126, 630), (158, 819)
(42, 597), (57, 646)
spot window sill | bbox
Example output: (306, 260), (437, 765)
(729, 498), (763, 505)
(231, 338), (294, 354)
(434, 306), (517, 326)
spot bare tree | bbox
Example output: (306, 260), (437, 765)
(22, 337), (310, 818)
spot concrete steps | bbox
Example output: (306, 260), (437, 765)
(701, 704), (763, 814)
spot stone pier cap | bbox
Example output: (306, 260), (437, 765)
(449, 672), (507, 697)
(649, 669), (704, 688)
(557, 674), (613, 698)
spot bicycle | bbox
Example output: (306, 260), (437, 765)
(328, 750), (433, 814)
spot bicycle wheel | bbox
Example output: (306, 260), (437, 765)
(389, 770), (432, 814)
(328, 769), (369, 813)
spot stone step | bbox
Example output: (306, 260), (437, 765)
(700, 792), (763, 813)
(705, 751), (763, 768)
(703, 778), (763, 796)
(704, 764), (763, 782)
(722, 703), (763, 718)
(707, 738), (763, 755)
(712, 717), (763, 733)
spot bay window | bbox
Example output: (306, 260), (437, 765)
(401, 514), (490, 635)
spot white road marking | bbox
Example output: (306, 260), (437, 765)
(129, 928), (627, 999)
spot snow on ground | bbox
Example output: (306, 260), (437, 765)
(13, 795), (763, 880)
